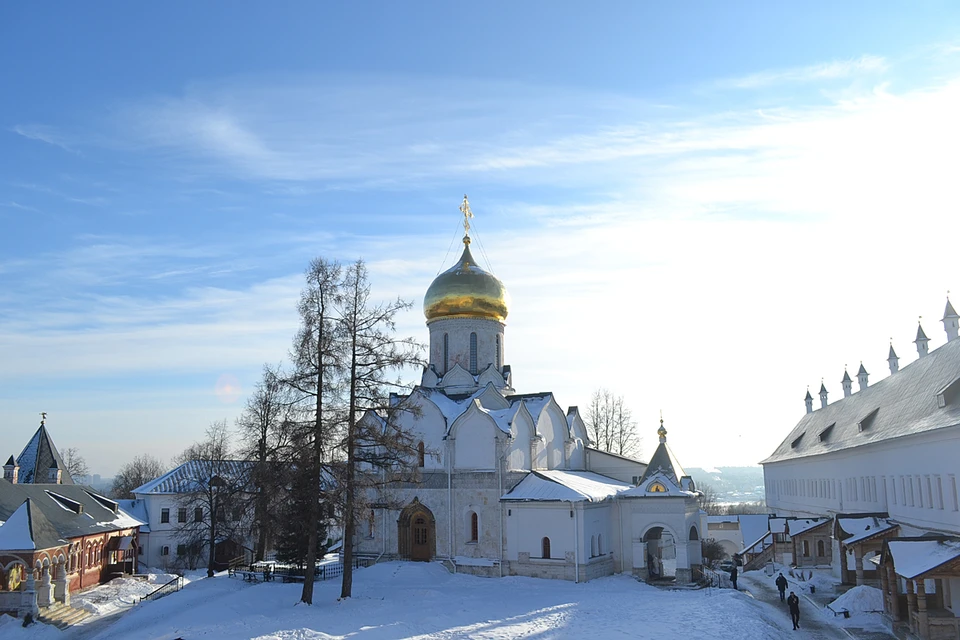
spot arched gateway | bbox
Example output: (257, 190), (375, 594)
(398, 498), (436, 561)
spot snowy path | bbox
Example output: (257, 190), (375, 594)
(739, 571), (893, 640)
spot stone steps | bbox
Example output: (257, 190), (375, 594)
(36, 604), (91, 629)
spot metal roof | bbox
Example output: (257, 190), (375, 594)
(501, 470), (631, 503)
(763, 337), (960, 464)
(132, 460), (254, 495)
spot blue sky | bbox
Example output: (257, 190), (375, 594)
(4, 2), (960, 475)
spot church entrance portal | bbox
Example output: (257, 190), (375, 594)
(643, 527), (676, 578)
(398, 499), (436, 562)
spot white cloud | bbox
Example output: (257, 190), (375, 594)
(717, 55), (888, 89)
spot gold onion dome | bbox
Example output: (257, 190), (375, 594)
(423, 237), (509, 322)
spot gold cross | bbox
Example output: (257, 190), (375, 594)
(459, 194), (473, 237)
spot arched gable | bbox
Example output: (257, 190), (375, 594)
(477, 364), (504, 390)
(474, 383), (509, 411)
(566, 408), (589, 444)
(438, 363), (475, 393)
(420, 366), (439, 388)
(536, 398), (569, 470)
(504, 404), (535, 471)
(449, 401), (499, 470)
(395, 393), (448, 469)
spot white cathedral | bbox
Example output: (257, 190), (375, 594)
(355, 198), (704, 583)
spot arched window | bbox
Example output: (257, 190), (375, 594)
(470, 512), (479, 542)
(591, 535), (597, 557)
(469, 333), (478, 374)
(496, 335), (501, 370)
(443, 333), (449, 374)
(802, 540), (810, 557)
(689, 526), (699, 541)
(598, 534), (603, 555)
(417, 441), (425, 468)
(817, 539), (825, 556)
(368, 510), (375, 538)
(541, 537), (551, 559)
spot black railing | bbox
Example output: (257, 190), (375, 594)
(139, 575), (184, 603)
(241, 557), (376, 583)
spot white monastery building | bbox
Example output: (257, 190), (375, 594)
(355, 198), (704, 582)
(761, 300), (960, 640)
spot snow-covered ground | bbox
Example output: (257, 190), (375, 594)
(1, 562), (880, 639)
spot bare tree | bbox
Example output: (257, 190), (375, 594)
(111, 454), (167, 499)
(585, 389), (641, 458)
(284, 258), (345, 605)
(62, 447), (89, 483)
(236, 364), (298, 561)
(698, 482), (722, 514)
(337, 259), (423, 600)
(174, 421), (252, 578)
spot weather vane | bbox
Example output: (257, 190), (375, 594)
(40, 411), (47, 426)
(459, 194), (473, 237)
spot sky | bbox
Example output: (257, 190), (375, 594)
(3, 2), (960, 476)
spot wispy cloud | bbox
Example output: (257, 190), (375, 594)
(11, 124), (80, 154)
(717, 55), (888, 89)
(1, 201), (40, 213)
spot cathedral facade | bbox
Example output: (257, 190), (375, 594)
(355, 200), (703, 582)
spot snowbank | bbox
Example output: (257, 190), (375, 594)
(0, 614), (62, 638)
(830, 585), (884, 615)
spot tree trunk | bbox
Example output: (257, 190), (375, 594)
(207, 499), (216, 578)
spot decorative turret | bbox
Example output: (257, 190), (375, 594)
(48, 459), (62, 484)
(819, 382), (828, 409)
(943, 296), (959, 342)
(804, 388), (813, 414)
(888, 342), (900, 374)
(841, 368), (853, 398)
(3, 455), (18, 484)
(857, 362), (869, 391)
(915, 320), (930, 359)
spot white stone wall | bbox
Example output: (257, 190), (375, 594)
(584, 449), (647, 484)
(763, 427), (960, 535)
(428, 317), (504, 378)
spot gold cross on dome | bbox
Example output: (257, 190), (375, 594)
(459, 194), (473, 237)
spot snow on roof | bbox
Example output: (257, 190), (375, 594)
(477, 406), (517, 434)
(117, 499), (151, 533)
(738, 515), (773, 550)
(132, 460), (254, 495)
(15, 423), (73, 485)
(837, 515), (893, 543)
(502, 470), (631, 503)
(763, 337), (960, 464)
(620, 470), (697, 498)
(770, 517), (829, 537)
(508, 393), (552, 422)
(887, 539), (960, 579)
(0, 501), (37, 550)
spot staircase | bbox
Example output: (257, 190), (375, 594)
(741, 533), (776, 572)
(36, 604), (91, 629)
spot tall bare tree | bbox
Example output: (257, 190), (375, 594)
(337, 259), (422, 599)
(585, 389), (641, 458)
(236, 364), (297, 561)
(111, 454), (167, 499)
(285, 258), (345, 605)
(62, 447), (89, 483)
(174, 421), (252, 578)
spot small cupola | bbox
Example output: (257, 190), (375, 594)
(888, 342), (900, 374)
(48, 459), (62, 484)
(857, 362), (869, 391)
(915, 320), (930, 359)
(841, 368), (853, 398)
(943, 296), (959, 342)
(804, 388), (813, 414)
(3, 455), (18, 484)
(819, 381), (829, 409)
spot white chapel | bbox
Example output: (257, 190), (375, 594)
(355, 197), (704, 582)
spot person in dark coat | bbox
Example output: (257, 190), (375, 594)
(787, 591), (800, 629)
(729, 564), (738, 590)
(775, 572), (788, 601)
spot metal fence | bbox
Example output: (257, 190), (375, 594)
(243, 556), (376, 583)
(139, 575), (184, 603)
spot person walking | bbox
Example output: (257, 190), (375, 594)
(787, 591), (801, 630)
(775, 572), (788, 602)
(729, 563), (738, 590)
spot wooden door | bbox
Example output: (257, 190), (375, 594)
(411, 514), (430, 561)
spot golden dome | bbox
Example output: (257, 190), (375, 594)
(423, 237), (509, 322)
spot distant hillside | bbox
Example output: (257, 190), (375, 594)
(687, 466), (765, 504)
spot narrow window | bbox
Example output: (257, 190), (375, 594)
(443, 333), (449, 374)
(951, 475), (959, 511)
(917, 476), (924, 508)
(368, 510), (375, 538)
(470, 512), (479, 542)
(926, 476), (934, 509)
(160, 508), (170, 524)
(469, 332), (478, 374)
(802, 540), (810, 557)
(194, 507), (203, 523)
(541, 537), (551, 559)
(936, 476), (944, 510)
(177, 507), (187, 523)
(417, 441), (425, 468)
(891, 477), (898, 505)
(496, 335), (501, 370)
(909, 477), (915, 507)
(177, 544), (186, 556)
(817, 540), (825, 556)
(598, 534), (604, 555)
(591, 535), (597, 557)
(161, 546), (169, 557)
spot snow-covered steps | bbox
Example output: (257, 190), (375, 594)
(37, 603), (91, 629)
